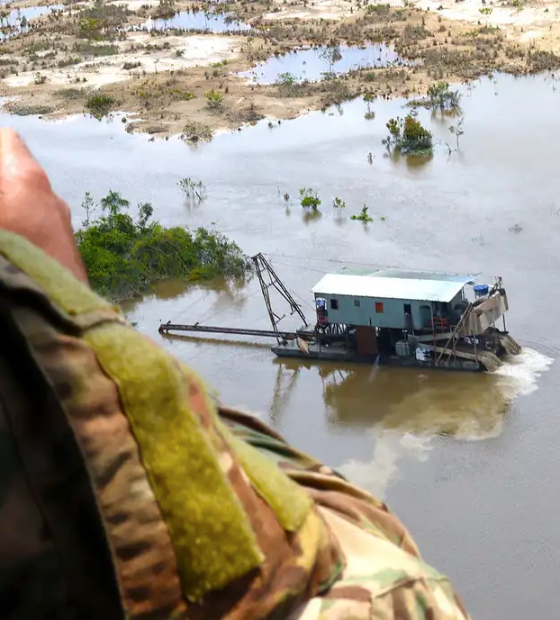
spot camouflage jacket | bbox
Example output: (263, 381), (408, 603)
(0, 231), (471, 620)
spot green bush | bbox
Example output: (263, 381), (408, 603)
(85, 93), (115, 119)
(383, 111), (433, 155)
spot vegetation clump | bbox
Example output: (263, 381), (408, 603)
(78, 0), (130, 39)
(407, 82), (461, 112)
(76, 191), (251, 302)
(427, 81), (461, 112)
(85, 93), (115, 119)
(205, 89), (224, 111)
(299, 188), (321, 210)
(350, 205), (373, 223)
(181, 121), (214, 144)
(178, 177), (206, 201)
(383, 111), (433, 155)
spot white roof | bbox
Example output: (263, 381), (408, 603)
(312, 273), (473, 303)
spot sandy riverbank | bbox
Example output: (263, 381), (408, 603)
(0, 0), (558, 139)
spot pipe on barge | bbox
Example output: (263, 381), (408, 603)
(158, 322), (300, 340)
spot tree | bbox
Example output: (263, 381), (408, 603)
(319, 44), (342, 75)
(449, 116), (465, 150)
(479, 6), (493, 27)
(82, 191), (97, 227)
(427, 82), (461, 112)
(137, 202), (154, 229)
(178, 177), (206, 202)
(364, 92), (376, 120)
(383, 111), (433, 155)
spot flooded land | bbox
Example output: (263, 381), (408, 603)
(1, 0), (560, 135)
(2, 0), (560, 618)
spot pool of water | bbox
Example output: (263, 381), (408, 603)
(238, 43), (407, 84)
(0, 5), (64, 40)
(141, 10), (251, 33)
(5, 71), (560, 620)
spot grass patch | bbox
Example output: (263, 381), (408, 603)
(85, 93), (115, 119)
(58, 56), (82, 67)
(55, 87), (86, 100)
(73, 41), (119, 56)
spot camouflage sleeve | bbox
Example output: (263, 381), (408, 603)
(219, 407), (472, 620)
(0, 230), (471, 620)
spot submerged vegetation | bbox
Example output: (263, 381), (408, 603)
(427, 82), (462, 112)
(76, 191), (250, 301)
(350, 205), (374, 223)
(383, 111), (433, 155)
(299, 188), (321, 210)
(408, 82), (462, 113)
(178, 177), (207, 201)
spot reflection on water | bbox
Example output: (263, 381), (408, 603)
(273, 351), (554, 440)
(238, 44), (406, 84)
(141, 10), (250, 33)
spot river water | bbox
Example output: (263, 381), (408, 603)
(10, 71), (560, 619)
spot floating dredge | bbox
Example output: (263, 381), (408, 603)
(159, 254), (521, 372)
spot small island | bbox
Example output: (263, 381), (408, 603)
(76, 190), (251, 302)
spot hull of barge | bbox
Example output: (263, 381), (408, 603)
(271, 341), (485, 371)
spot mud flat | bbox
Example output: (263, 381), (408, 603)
(0, 0), (559, 138)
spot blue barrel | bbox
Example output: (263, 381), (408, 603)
(474, 284), (489, 297)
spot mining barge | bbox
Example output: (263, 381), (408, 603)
(159, 254), (521, 372)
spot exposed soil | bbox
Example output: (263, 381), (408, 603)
(0, 0), (559, 140)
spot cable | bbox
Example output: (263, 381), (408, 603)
(167, 290), (213, 324)
(265, 258), (317, 311)
(191, 285), (265, 326)
(263, 252), (469, 277)
(265, 259), (327, 277)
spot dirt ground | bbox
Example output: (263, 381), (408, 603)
(0, 0), (559, 140)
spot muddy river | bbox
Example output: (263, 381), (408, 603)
(12, 71), (560, 619)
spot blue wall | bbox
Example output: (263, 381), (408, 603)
(315, 292), (463, 329)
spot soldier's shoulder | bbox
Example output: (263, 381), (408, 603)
(295, 506), (472, 620)
(293, 572), (471, 620)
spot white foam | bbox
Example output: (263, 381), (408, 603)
(493, 347), (554, 399)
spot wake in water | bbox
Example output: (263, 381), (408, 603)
(493, 347), (554, 399)
(338, 346), (554, 499)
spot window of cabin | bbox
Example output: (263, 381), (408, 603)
(375, 302), (384, 314)
(330, 298), (339, 310)
(354, 299), (361, 307)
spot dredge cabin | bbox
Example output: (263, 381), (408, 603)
(275, 268), (521, 372)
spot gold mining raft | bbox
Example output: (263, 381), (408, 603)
(159, 254), (521, 372)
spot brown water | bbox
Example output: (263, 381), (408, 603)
(12, 71), (560, 619)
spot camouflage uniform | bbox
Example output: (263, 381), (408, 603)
(0, 231), (471, 620)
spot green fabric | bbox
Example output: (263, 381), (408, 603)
(221, 423), (313, 533)
(83, 322), (264, 602)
